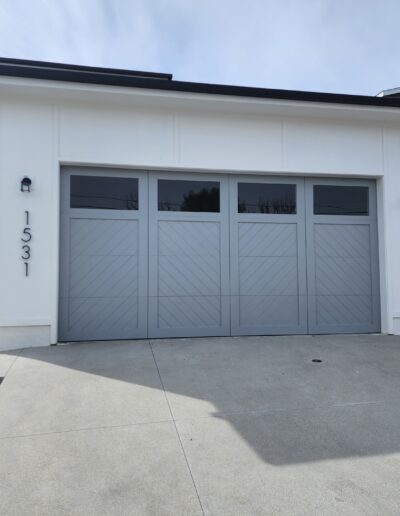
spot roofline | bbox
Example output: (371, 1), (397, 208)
(1, 57), (400, 109)
(0, 57), (173, 81)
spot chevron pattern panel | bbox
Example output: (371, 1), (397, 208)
(314, 224), (373, 326)
(68, 218), (139, 336)
(238, 222), (297, 257)
(158, 296), (221, 329)
(239, 294), (299, 327)
(238, 222), (299, 327)
(157, 221), (221, 328)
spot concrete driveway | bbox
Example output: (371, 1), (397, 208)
(1, 334), (400, 515)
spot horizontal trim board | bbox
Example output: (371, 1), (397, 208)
(0, 319), (51, 327)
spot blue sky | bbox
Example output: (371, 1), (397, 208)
(0, 0), (399, 95)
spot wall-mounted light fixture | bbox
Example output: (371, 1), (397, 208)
(21, 177), (32, 192)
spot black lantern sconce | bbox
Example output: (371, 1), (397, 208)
(21, 177), (32, 192)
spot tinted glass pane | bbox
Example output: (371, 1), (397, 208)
(70, 176), (138, 210)
(158, 179), (220, 212)
(238, 183), (296, 214)
(313, 185), (369, 215)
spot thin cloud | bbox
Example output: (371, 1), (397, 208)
(0, 0), (399, 95)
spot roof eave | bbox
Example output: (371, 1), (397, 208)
(1, 57), (400, 109)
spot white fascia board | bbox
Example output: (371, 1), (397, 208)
(1, 75), (400, 124)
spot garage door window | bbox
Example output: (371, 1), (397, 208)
(238, 183), (296, 214)
(70, 175), (139, 210)
(313, 185), (369, 215)
(158, 179), (220, 212)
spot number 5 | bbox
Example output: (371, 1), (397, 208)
(21, 227), (32, 243)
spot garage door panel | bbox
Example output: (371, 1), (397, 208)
(314, 224), (371, 258)
(158, 255), (220, 296)
(148, 173), (230, 338)
(158, 220), (220, 256)
(306, 178), (380, 334)
(238, 223), (297, 257)
(67, 218), (141, 336)
(315, 295), (373, 326)
(158, 220), (221, 298)
(230, 177), (308, 335)
(59, 168), (147, 342)
(70, 254), (139, 299)
(315, 257), (372, 296)
(70, 218), (139, 256)
(68, 296), (139, 336)
(158, 295), (222, 329)
(314, 223), (373, 298)
(239, 256), (298, 296)
(238, 295), (300, 327)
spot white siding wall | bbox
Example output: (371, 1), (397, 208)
(0, 85), (399, 350)
(382, 127), (400, 334)
(285, 120), (383, 174)
(0, 101), (58, 348)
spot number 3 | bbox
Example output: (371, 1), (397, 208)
(21, 245), (30, 260)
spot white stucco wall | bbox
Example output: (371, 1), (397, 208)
(0, 76), (399, 350)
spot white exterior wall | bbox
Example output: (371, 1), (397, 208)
(0, 77), (399, 350)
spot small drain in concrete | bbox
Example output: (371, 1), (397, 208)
(0, 377), (3, 385)
(312, 359), (322, 363)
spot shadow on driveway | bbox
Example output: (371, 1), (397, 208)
(1, 333), (400, 467)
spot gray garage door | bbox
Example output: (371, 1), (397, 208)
(59, 169), (380, 341)
(305, 178), (380, 334)
(59, 168), (148, 341)
(147, 172), (230, 338)
(229, 176), (380, 335)
(229, 176), (308, 335)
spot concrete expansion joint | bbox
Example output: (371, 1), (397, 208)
(149, 340), (206, 516)
(0, 350), (23, 385)
(0, 418), (175, 441)
(0, 398), (391, 442)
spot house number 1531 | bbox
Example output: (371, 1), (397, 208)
(21, 210), (32, 276)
